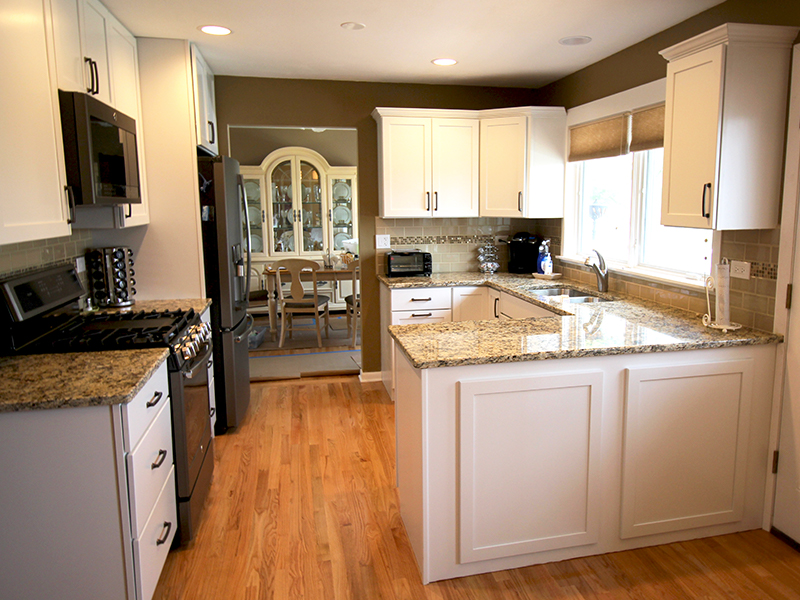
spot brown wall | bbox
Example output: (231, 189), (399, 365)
(215, 79), (538, 373)
(532, 0), (800, 109)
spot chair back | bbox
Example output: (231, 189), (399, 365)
(272, 258), (321, 304)
(345, 259), (360, 298)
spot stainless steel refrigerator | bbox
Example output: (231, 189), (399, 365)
(198, 155), (253, 434)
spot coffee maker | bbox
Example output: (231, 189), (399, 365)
(507, 232), (542, 274)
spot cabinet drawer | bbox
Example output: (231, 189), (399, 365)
(391, 287), (451, 311)
(392, 309), (452, 325)
(134, 468), (177, 600)
(122, 361), (169, 451)
(127, 398), (174, 539)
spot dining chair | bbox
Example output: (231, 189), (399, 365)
(272, 258), (330, 348)
(247, 266), (270, 316)
(343, 259), (360, 348)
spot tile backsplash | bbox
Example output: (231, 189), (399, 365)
(0, 230), (93, 279)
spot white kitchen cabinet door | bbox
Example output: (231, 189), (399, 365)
(431, 118), (479, 217)
(106, 17), (139, 119)
(621, 359), (753, 538)
(458, 371), (603, 562)
(660, 24), (797, 230)
(661, 45), (723, 229)
(452, 286), (488, 321)
(377, 116), (432, 217)
(499, 291), (558, 319)
(81, 0), (112, 105)
(0, 0), (72, 245)
(480, 116), (527, 218)
(51, 0), (86, 93)
(192, 45), (218, 155)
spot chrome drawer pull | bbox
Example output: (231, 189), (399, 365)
(151, 449), (168, 469)
(410, 297), (432, 302)
(411, 313), (433, 317)
(146, 391), (163, 408)
(156, 521), (172, 546)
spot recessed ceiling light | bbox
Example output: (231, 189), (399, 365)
(199, 25), (231, 36)
(559, 35), (592, 46)
(341, 22), (366, 31)
(432, 58), (457, 66)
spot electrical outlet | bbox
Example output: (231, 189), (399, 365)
(730, 260), (750, 280)
(375, 234), (391, 249)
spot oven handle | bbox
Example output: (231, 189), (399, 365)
(182, 342), (213, 379)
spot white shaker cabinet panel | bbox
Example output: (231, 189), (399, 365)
(0, 0), (71, 245)
(452, 286), (489, 322)
(81, 0), (112, 105)
(660, 24), (798, 230)
(51, 0), (86, 93)
(431, 118), (479, 217)
(192, 45), (219, 155)
(480, 116), (527, 218)
(621, 359), (754, 538)
(376, 116), (432, 217)
(458, 371), (603, 562)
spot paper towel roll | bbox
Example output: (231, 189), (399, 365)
(715, 262), (731, 327)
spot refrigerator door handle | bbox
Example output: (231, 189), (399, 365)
(238, 174), (252, 307)
(235, 314), (255, 343)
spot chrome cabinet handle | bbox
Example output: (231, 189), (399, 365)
(64, 186), (75, 224)
(208, 121), (215, 144)
(494, 297), (499, 318)
(701, 183), (711, 218)
(156, 522), (172, 546)
(151, 449), (168, 469)
(146, 391), (163, 408)
(411, 313), (433, 317)
(410, 297), (432, 302)
(518, 191), (523, 212)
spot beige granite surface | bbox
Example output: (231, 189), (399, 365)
(381, 273), (782, 369)
(0, 349), (169, 412)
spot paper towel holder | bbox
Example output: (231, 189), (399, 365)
(702, 258), (742, 332)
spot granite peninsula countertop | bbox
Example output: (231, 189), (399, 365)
(380, 272), (782, 369)
(0, 298), (211, 412)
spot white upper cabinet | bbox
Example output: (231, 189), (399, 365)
(192, 45), (218, 156)
(0, 0), (71, 244)
(660, 23), (799, 230)
(373, 109), (479, 218)
(373, 106), (565, 220)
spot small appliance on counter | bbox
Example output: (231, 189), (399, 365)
(386, 250), (432, 277)
(507, 232), (542, 274)
(86, 247), (136, 307)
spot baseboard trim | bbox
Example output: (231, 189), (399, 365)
(359, 371), (383, 383)
(771, 527), (800, 552)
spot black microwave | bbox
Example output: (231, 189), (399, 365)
(386, 251), (432, 277)
(58, 90), (141, 206)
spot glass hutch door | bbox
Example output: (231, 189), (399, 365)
(299, 161), (324, 253)
(270, 159), (294, 254)
(328, 166), (357, 252)
(240, 166), (265, 257)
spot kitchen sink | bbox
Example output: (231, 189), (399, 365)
(528, 287), (611, 303)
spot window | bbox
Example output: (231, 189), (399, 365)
(566, 86), (714, 285)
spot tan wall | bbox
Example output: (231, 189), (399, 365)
(214, 78), (538, 373)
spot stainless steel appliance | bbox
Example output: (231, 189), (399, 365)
(85, 247), (136, 307)
(0, 264), (214, 545)
(58, 90), (141, 207)
(386, 250), (432, 278)
(198, 155), (253, 434)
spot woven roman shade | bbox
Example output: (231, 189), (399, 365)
(629, 104), (665, 153)
(568, 103), (665, 162)
(568, 114), (627, 162)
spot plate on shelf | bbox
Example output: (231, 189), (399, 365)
(332, 205), (351, 225)
(247, 205), (261, 225)
(280, 231), (294, 252)
(250, 234), (263, 253)
(333, 232), (350, 250)
(244, 181), (260, 201)
(333, 181), (351, 200)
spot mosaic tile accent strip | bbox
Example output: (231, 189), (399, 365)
(390, 235), (496, 246)
(750, 262), (777, 280)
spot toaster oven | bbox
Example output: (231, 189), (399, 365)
(386, 251), (432, 278)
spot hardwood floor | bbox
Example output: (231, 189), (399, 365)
(153, 376), (800, 600)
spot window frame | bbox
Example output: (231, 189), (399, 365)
(562, 79), (719, 291)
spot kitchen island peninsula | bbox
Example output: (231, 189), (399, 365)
(381, 273), (781, 583)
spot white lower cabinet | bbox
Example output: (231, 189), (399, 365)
(452, 286), (489, 321)
(499, 290), (558, 319)
(458, 371), (603, 563)
(621, 360), (753, 538)
(0, 360), (175, 600)
(394, 344), (776, 583)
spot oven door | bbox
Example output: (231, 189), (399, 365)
(170, 340), (213, 499)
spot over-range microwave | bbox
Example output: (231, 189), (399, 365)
(58, 90), (141, 206)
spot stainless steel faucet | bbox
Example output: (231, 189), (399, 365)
(585, 249), (609, 292)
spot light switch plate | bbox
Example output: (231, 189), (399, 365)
(375, 234), (391, 249)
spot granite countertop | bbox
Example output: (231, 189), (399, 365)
(96, 298), (211, 315)
(0, 348), (169, 412)
(380, 272), (782, 369)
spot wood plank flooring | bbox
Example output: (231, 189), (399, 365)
(153, 376), (800, 600)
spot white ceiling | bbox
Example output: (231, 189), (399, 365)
(102, 0), (725, 88)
